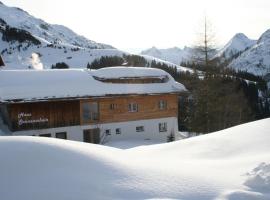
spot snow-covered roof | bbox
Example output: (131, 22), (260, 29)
(0, 67), (186, 102)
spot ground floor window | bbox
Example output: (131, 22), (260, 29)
(105, 129), (111, 135)
(39, 133), (51, 137)
(56, 132), (67, 139)
(116, 128), (121, 134)
(159, 122), (167, 132)
(136, 126), (144, 132)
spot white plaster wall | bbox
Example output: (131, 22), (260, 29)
(12, 117), (178, 143)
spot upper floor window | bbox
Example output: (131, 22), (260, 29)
(110, 104), (117, 110)
(128, 103), (138, 112)
(158, 100), (167, 110)
(82, 102), (99, 122)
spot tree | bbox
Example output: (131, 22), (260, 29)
(51, 62), (69, 69)
(191, 16), (217, 74)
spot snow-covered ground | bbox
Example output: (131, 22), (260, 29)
(0, 118), (269, 200)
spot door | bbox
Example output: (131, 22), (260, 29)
(83, 128), (100, 144)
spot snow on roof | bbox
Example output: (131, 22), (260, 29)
(0, 67), (186, 102)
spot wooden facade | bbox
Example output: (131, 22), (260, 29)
(3, 93), (178, 132)
(6, 100), (80, 131)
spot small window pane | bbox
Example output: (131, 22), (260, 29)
(110, 104), (117, 110)
(82, 102), (99, 122)
(159, 122), (167, 132)
(56, 132), (67, 139)
(39, 133), (51, 137)
(116, 128), (121, 134)
(159, 100), (167, 110)
(136, 126), (144, 132)
(105, 129), (111, 135)
(129, 103), (138, 112)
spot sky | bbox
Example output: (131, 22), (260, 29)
(1, 0), (270, 53)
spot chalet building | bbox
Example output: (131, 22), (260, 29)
(0, 67), (186, 144)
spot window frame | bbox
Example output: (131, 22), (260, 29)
(159, 122), (167, 132)
(158, 100), (167, 110)
(115, 128), (121, 135)
(39, 133), (51, 137)
(82, 102), (99, 123)
(55, 132), (67, 139)
(110, 103), (117, 110)
(128, 103), (138, 112)
(105, 129), (111, 135)
(136, 126), (144, 132)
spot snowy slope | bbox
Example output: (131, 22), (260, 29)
(0, 2), (125, 69)
(229, 29), (270, 76)
(141, 46), (193, 65)
(0, 118), (269, 200)
(0, 2), (113, 49)
(142, 54), (194, 73)
(215, 33), (256, 60)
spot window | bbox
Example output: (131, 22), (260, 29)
(158, 100), (167, 110)
(159, 122), (167, 132)
(82, 102), (99, 122)
(56, 132), (67, 139)
(128, 103), (138, 112)
(136, 126), (144, 132)
(116, 128), (121, 134)
(105, 129), (111, 135)
(110, 104), (117, 110)
(39, 133), (51, 137)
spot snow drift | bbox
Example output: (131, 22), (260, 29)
(0, 118), (270, 200)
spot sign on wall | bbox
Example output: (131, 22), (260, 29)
(17, 112), (48, 126)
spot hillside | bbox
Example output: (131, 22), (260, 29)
(141, 46), (193, 65)
(229, 29), (270, 76)
(0, 118), (269, 200)
(215, 33), (256, 61)
(0, 2), (124, 69)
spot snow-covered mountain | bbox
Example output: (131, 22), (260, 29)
(0, 118), (270, 199)
(141, 46), (193, 65)
(0, 2), (113, 49)
(0, 2), (124, 69)
(229, 29), (270, 76)
(215, 33), (256, 60)
(0, 2), (193, 71)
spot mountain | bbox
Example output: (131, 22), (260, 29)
(1, 118), (270, 199)
(0, 2), (124, 69)
(215, 33), (256, 61)
(229, 29), (270, 76)
(141, 46), (192, 65)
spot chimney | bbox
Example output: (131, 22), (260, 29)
(0, 55), (5, 68)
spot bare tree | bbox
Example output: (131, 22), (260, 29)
(191, 16), (217, 74)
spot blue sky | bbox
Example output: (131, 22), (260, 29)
(2, 0), (270, 52)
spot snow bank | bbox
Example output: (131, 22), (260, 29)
(0, 118), (269, 200)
